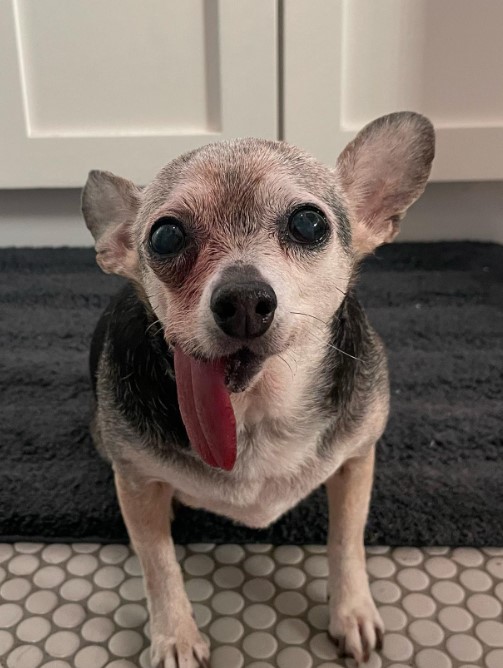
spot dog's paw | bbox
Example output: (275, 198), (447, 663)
(150, 618), (210, 668)
(328, 593), (384, 665)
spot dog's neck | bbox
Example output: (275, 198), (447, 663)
(228, 293), (365, 435)
(229, 322), (332, 430)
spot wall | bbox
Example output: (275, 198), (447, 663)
(0, 182), (502, 247)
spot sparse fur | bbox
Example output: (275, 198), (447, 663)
(82, 112), (434, 666)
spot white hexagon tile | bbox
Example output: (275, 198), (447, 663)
(0, 543), (502, 667)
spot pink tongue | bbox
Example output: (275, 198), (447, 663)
(174, 348), (237, 471)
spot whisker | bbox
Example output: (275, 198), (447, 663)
(283, 349), (298, 375)
(278, 353), (295, 380)
(290, 311), (330, 327)
(145, 318), (163, 335)
(306, 328), (362, 362)
(291, 312), (362, 362)
(326, 341), (361, 362)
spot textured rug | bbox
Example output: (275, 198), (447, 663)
(0, 243), (502, 545)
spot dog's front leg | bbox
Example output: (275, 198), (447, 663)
(325, 446), (384, 664)
(115, 472), (210, 668)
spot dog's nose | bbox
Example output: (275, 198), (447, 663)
(211, 281), (277, 339)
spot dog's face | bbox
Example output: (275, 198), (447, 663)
(83, 112), (434, 392)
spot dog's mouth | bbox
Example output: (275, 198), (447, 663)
(173, 346), (264, 472)
(224, 348), (263, 393)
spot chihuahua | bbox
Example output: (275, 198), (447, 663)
(82, 112), (434, 667)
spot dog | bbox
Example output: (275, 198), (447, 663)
(82, 111), (434, 667)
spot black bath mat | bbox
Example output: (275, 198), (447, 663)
(0, 243), (502, 545)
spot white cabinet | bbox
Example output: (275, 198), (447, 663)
(282, 0), (503, 181)
(2, 0), (503, 188)
(0, 0), (278, 187)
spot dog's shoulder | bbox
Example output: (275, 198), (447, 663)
(91, 283), (190, 455)
(315, 290), (389, 456)
(329, 290), (387, 394)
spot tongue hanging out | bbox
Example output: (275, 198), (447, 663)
(174, 347), (237, 471)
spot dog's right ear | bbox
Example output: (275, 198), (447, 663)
(81, 170), (142, 279)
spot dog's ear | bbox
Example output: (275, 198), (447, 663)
(81, 170), (142, 278)
(336, 112), (434, 256)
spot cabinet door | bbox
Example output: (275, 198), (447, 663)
(0, 0), (277, 187)
(282, 0), (503, 180)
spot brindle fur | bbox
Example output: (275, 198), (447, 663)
(90, 282), (386, 464)
(82, 112), (434, 667)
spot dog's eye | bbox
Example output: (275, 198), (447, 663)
(288, 207), (328, 245)
(149, 218), (186, 256)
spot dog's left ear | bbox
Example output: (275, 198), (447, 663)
(81, 170), (142, 279)
(336, 111), (435, 256)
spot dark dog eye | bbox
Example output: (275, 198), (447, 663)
(288, 207), (328, 245)
(149, 218), (186, 256)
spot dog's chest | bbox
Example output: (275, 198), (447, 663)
(169, 415), (339, 528)
(121, 358), (341, 528)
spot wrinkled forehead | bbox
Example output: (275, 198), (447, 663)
(139, 140), (339, 231)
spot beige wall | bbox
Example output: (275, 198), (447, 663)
(399, 182), (503, 243)
(0, 182), (501, 247)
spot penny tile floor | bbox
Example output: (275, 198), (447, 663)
(0, 543), (502, 667)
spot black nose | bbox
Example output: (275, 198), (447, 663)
(211, 281), (277, 339)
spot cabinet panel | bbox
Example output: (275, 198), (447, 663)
(0, 0), (278, 187)
(15, 1), (215, 136)
(283, 0), (503, 180)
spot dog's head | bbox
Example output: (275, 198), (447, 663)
(83, 112), (434, 468)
